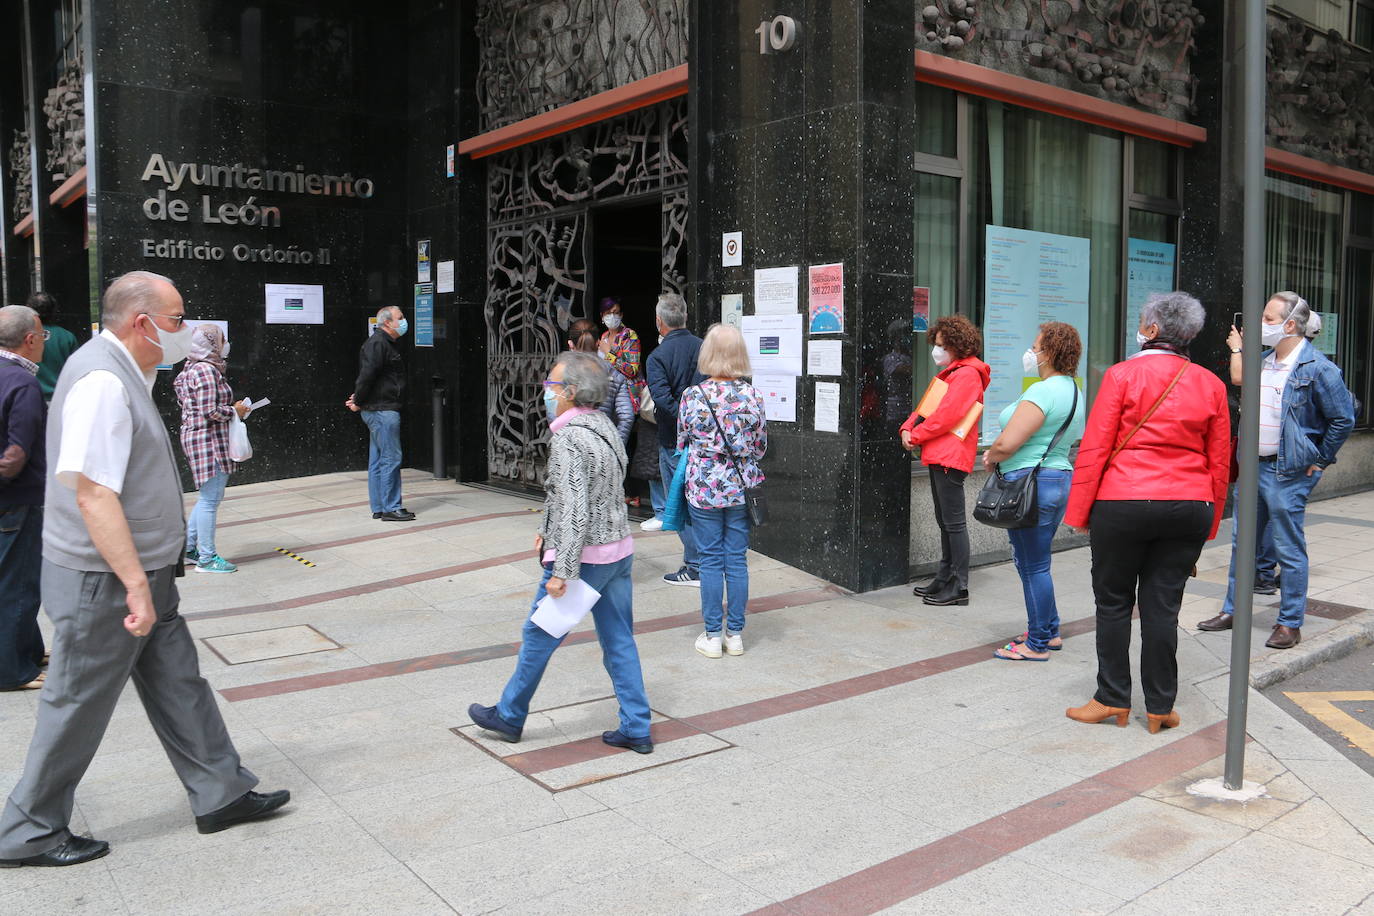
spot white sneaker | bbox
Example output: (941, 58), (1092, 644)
(694, 632), (722, 659)
(640, 517), (664, 531)
(723, 632), (744, 656)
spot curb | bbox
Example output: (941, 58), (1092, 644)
(1249, 608), (1374, 690)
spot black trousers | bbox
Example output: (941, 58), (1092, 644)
(927, 465), (970, 590)
(1089, 500), (1212, 715)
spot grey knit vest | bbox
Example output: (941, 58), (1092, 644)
(43, 336), (186, 572)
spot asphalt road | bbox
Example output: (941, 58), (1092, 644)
(1262, 642), (1374, 778)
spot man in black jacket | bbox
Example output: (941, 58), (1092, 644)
(645, 293), (704, 585)
(346, 306), (413, 521)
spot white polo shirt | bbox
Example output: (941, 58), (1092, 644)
(54, 330), (158, 494)
(1257, 350), (1295, 457)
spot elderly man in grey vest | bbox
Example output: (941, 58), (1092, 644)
(0, 272), (289, 869)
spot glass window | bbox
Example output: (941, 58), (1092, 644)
(1356, 0), (1374, 49)
(1342, 247), (1371, 423)
(911, 172), (960, 404)
(1133, 139), (1175, 199)
(1265, 173), (1342, 312)
(1351, 191), (1374, 239)
(915, 85), (958, 159)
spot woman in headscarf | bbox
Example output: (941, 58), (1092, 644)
(173, 325), (248, 573)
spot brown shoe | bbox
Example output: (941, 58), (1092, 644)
(1066, 699), (1130, 727)
(1197, 613), (1233, 632)
(1147, 710), (1181, 734)
(1265, 625), (1301, 650)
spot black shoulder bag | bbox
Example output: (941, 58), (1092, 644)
(701, 387), (768, 527)
(973, 384), (1079, 530)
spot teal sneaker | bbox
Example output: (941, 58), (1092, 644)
(194, 555), (238, 574)
(185, 547), (198, 563)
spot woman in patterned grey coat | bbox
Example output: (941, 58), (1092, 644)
(468, 351), (654, 754)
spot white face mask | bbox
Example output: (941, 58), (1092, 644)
(143, 318), (195, 365)
(1261, 320), (1289, 347)
(1022, 348), (1040, 374)
(603, 314), (622, 330)
(220, 341), (231, 358)
(931, 345), (952, 367)
(1135, 331), (1151, 347)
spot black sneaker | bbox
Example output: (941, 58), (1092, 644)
(663, 567), (701, 587)
(1254, 578), (1279, 596)
(602, 729), (653, 754)
(468, 703), (522, 742)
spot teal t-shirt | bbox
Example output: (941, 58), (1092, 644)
(997, 375), (1085, 472)
(36, 325), (80, 400)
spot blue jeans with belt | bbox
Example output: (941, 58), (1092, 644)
(186, 471), (230, 563)
(1221, 460), (1320, 628)
(361, 409), (402, 514)
(498, 556), (651, 740)
(1004, 468), (1071, 652)
(0, 505), (44, 690)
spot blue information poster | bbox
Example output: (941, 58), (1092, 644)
(982, 225), (1091, 442)
(1124, 238), (1177, 355)
(414, 282), (434, 348)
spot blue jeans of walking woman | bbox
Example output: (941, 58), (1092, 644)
(185, 471), (229, 564)
(498, 556), (651, 740)
(1004, 468), (1071, 653)
(0, 506), (45, 690)
(689, 503), (750, 635)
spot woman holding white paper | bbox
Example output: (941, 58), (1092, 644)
(468, 351), (653, 754)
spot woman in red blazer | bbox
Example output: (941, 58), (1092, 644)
(901, 315), (992, 607)
(1063, 292), (1230, 734)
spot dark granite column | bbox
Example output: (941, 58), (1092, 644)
(688, 2), (915, 591)
(0, 3), (27, 304)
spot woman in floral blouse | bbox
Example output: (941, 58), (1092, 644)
(598, 297), (641, 385)
(677, 324), (767, 659)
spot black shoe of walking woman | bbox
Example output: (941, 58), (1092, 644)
(912, 578), (948, 597)
(922, 587), (969, 607)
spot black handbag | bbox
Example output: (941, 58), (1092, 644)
(701, 387), (768, 527)
(973, 384), (1078, 530)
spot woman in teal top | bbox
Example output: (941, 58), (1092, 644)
(982, 322), (1086, 660)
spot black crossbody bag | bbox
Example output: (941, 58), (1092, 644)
(973, 384), (1078, 530)
(701, 388), (768, 527)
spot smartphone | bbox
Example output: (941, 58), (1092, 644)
(1232, 311), (1243, 330)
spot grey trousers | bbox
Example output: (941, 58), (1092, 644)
(0, 562), (257, 859)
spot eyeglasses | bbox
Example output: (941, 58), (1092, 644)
(40, 330), (50, 341)
(143, 312), (187, 328)
(541, 380), (566, 390)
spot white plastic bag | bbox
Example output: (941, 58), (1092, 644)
(228, 414), (253, 462)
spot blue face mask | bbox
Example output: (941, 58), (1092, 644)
(543, 391), (560, 421)
(395, 317), (409, 337)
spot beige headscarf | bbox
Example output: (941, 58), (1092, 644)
(186, 324), (227, 373)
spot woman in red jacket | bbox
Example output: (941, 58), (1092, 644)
(1063, 292), (1230, 734)
(901, 315), (992, 607)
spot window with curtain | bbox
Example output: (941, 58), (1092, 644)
(1265, 173), (1341, 312)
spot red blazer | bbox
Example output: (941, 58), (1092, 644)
(1064, 353), (1231, 538)
(900, 357), (991, 474)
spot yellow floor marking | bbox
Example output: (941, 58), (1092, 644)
(1283, 691), (1374, 757)
(273, 547), (317, 568)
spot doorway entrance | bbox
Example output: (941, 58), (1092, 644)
(590, 197), (664, 361)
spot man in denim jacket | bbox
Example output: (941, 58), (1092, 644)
(1200, 291), (1356, 649)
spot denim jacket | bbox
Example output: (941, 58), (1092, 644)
(1273, 340), (1355, 480)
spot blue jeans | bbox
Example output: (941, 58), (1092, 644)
(1256, 521), (1278, 585)
(648, 478), (666, 520)
(1222, 461), (1320, 628)
(0, 505), (45, 690)
(186, 471), (229, 563)
(689, 503), (750, 635)
(1005, 469), (1071, 652)
(361, 409), (402, 514)
(658, 447), (698, 571)
(498, 557), (651, 739)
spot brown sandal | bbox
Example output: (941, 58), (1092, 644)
(4, 671), (45, 691)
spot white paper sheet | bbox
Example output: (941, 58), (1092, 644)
(265, 283), (324, 325)
(754, 266), (799, 315)
(437, 260), (455, 293)
(721, 293), (744, 328)
(814, 381), (840, 433)
(741, 313), (803, 377)
(529, 578), (602, 638)
(807, 339), (842, 376)
(722, 231), (743, 267)
(753, 373), (797, 423)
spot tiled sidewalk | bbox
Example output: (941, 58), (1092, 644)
(2, 471), (1372, 914)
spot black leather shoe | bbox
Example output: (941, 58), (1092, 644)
(377, 509), (416, 522)
(0, 835), (110, 868)
(468, 703), (522, 742)
(912, 578), (948, 597)
(195, 789), (291, 835)
(1253, 579), (1278, 596)
(1197, 613), (1234, 632)
(923, 588), (969, 607)
(1265, 624), (1301, 650)
(602, 729), (653, 755)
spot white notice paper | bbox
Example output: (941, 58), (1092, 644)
(754, 266), (800, 315)
(529, 578), (602, 639)
(722, 231), (743, 267)
(807, 339), (842, 376)
(721, 293), (744, 328)
(753, 373), (797, 423)
(437, 260), (455, 293)
(741, 313), (803, 377)
(265, 283), (324, 325)
(814, 382), (840, 433)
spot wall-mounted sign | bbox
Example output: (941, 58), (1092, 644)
(722, 231), (743, 267)
(807, 263), (844, 334)
(722, 293), (744, 327)
(265, 283), (325, 325)
(912, 287), (930, 332)
(446, 145), (455, 178)
(417, 239), (431, 283)
(754, 15), (800, 54)
(754, 266), (799, 315)
(437, 260), (455, 294)
(414, 283), (434, 347)
(1124, 238), (1177, 355)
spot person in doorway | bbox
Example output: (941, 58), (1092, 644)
(598, 296), (641, 384)
(679, 324), (767, 658)
(983, 322), (1085, 661)
(174, 324), (249, 574)
(1063, 292), (1230, 733)
(1199, 291), (1355, 649)
(567, 319), (633, 443)
(25, 292), (78, 403)
(646, 293), (705, 586)
(468, 351), (652, 754)
(346, 306), (414, 522)
(0, 305), (48, 692)
(0, 272), (289, 869)
(630, 410), (664, 531)
(901, 315), (991, 607)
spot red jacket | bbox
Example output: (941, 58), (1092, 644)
(900, 357), (991, 473)
(1064, 353), (1231, 538)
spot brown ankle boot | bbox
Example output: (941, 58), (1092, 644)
(1147, 711), (1180, 734)
(1066, 699), (1130, 727)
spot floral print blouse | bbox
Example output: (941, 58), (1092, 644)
(600, 326), (641, 383)
(677, 380), (767, 509)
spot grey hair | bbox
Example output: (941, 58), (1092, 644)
(1140, 291), (1206, 346)
(1269, 290), (1311, 337)
(655, 293), (687, 330)
(102, 271), (175, 328)
(375, 305), (398, 323)
(554, 350), (609, 407)
(0, 305), (39, 349)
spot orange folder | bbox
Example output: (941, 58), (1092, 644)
(915, 376), (983, 441)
